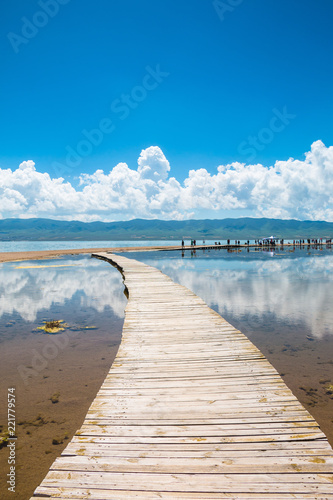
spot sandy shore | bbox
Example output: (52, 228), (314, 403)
(0, 247), (148, 263)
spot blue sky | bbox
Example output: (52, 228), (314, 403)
(0, 0), (333, 221)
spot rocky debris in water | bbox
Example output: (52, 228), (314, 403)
(0, 429), (9, 449)
(324, 384), (333, 395)
(299, 386), (320, 407)
(50, 392), (60, 404)
(17, 414), (49, 428)
(52, 432), (69, 445)
(38, 320), (67, 334)
(68, 325), (97, 331)
(37, 320), (98, 334)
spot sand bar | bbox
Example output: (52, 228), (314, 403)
(0, 246), (177, 263)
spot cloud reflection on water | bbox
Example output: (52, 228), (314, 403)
(142, 253), (333, 339)
(0, 257), (126, 322)
(2, 251), (332, 340)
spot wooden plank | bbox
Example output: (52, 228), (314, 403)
(83, 415), (317, 424)
(36, 470), (333, 493)
(30, 253), (333, 499)
(63, 445), (333, 459)
(69, 435), (327, 445)
(51, 455), (333, 474)
(32, 487), (333, 499)
(76, 422), (323, 437)
(63, 436), (332, 457)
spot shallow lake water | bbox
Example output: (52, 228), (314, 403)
(0, 238), (302, 253)
(0, 255), (127, 498)
(0, 254), (126, 342)
(122, 245), (333, 446)
(1, 246), (332, 498)
(0, 240), (180, 253)
(124, 245), (333, 340)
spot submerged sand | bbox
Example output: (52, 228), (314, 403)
(0, 327), (121, 499)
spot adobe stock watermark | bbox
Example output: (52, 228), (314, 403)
(238, 106), (296, 163)
(17, 329), (79, 386)
(52, 64), (169, 178)
(7, 0), (71, 54)
(213, 0), (244, 22)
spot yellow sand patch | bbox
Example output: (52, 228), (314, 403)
(37, 320), (97, 333)
(15, 264), (75, 269)
(38, 320), (67, 333)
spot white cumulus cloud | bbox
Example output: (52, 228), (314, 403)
(137, 145), (170, 181)
(0, 142), (332, 221)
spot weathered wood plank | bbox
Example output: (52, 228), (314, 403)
(36, 470), (333, 493)
(32, 487), (333, 499)
(63, 444), (333, 464)
(52, 455), (333, 474)
(62, 445), (333, 459)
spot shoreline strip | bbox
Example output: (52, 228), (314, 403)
(1, 241), (331, 263)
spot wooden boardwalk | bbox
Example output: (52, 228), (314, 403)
(31, 253), (333, 499)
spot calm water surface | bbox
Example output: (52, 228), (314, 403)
(121, 245), (333, 444)
(0, 255), (128, 498)
(0, 254), (127, 341)
(0, 239), (300, 253)
(0, 254), (127, 392)
(123, 245), (333, 340)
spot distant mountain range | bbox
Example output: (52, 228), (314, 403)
(0, 218), (332, 241)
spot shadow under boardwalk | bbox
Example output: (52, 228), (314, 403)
(31, 253), (333, 499)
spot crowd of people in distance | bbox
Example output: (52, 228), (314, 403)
(181, 238), (332, 248)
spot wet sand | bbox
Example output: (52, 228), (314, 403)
(0, 319), (122, 499)
(0, 250), (125, 499)
(0, 246), (178, 264)
(233, 320), (333, 448)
